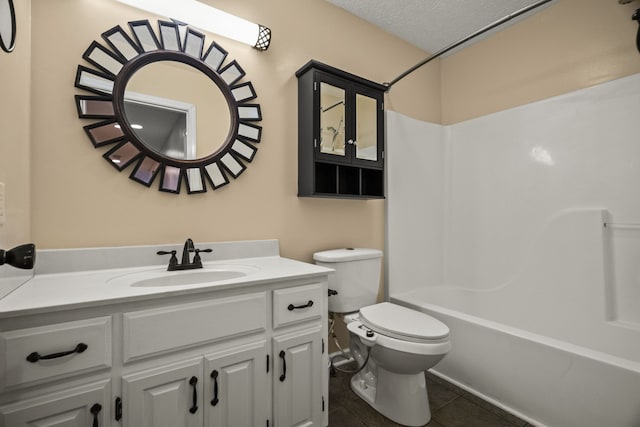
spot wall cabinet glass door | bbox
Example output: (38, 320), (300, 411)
(317, 77), (383, 168)
(297, 60), (386, 199)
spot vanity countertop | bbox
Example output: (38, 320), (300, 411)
(0, 240), (333, 319)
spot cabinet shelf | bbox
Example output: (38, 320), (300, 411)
(297, 60), (386, 199)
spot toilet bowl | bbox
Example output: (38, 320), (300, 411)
(345, 302), (450, 426)
(314, 248), (450, 426)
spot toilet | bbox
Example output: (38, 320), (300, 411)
(314, 248), (450, 427)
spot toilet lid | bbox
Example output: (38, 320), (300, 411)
(359, 302), (449, 342)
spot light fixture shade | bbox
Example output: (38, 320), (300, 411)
(114, 0), (271, 50)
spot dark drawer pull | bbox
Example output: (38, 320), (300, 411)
(279, 350), (287, 382)
(189, 376), (198, 414)
(90, 403), (102, 427)
(210, 370), (219, 406)
(26, 343), (88, 363)
(287, 300), (314, 311)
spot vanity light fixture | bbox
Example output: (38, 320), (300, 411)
(113, 0), (271, 50)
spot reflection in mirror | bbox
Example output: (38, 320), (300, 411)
(159, 21), (180, 51)
(231, 82), (256, 102)
(85, 120), (125, 147)
(205, 162), (228, 188)
(238, 122), (261, 142)
(76, 96), (114, 118)
(231, 140), (257, 162)
(131, 157), (161, 185)
(219, 61), (245, 85)
(104, 141), (140, 171)
(238, 105), (261, 120)
(203, 43), (227, 72)
(220, 153), (244, 178)
(160, 166), (181, 193)
(184, 29), (205, 59)
(0, 0), (16, 53)
(76, 67), (114, 94)
(320, 82), (346, 156)
(130, 20), (159, 52)
(75, 19), (262, 194)
(355, 93), (378, 162)
(103, 26), (140, 61)
(124, 60), (231, 160)
(83, 42), (123, 76)
(186, 168), (205, 193)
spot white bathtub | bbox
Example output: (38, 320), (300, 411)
(391, 292), (640, 427)
(385, 76), (640, 427)
(389, 209), (640, 426)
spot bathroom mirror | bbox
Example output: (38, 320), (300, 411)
(75, 19), (263, 194)
(0, 0), (16, 53)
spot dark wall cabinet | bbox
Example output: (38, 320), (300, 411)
(296, 61), (386, 199)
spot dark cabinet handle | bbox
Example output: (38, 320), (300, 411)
(210, 370), (219, 406)
(189, 376), (198, 414)
(279, 350), (287, 382)
(26, 343), (88, 363)
(287, 300), (314, 311)
(90, 403), (102, 427)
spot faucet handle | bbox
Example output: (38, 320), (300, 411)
(193, 248), (212, 265)
(157, 250), (178, 268)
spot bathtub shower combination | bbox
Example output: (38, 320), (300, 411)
(386, 74), (640, 427)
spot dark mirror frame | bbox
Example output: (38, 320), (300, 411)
(0, 0), (16, 53)
(74, 19), (263, 194)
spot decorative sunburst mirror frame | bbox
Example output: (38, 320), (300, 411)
(74, 19), (262, 194)
(0, 0), (17, 53)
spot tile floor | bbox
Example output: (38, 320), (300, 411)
(328, 364), (533, 427)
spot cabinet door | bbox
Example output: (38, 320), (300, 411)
(317, 76), (349, 163)
(204, 341), (268, 427)
(273, 326), (323, 427)
(352, 86), (384, 168)
(0, 380), (109, 427)
(122, 358), (203, 427)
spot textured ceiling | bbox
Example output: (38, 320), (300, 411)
(326, 0), (554, 54)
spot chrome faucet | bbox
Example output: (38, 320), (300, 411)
(157, 238), (212, 271)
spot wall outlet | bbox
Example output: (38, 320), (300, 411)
(0, 183), (5, 226)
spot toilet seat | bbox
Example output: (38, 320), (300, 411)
(359, 302), (449, 343)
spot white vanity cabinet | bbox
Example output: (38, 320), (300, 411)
(204, 342), (269, 427)
(121, 343), (269, 427)
(0, 274), (328, 427)
(272, 283), (326, 426)
(0, 380), (110, 427)
(273, 327), (324, 426)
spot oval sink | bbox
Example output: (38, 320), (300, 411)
(108, 265), (259, 288)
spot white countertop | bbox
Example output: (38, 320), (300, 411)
(0, 240), (333, 319)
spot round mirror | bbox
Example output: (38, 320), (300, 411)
(74, 20), (263, 194)
(123, 59), (232, 161)
(0, 0), (16, 53)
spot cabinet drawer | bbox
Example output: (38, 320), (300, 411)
(0, 317), (112, 390)
(273, 283), (323, 328)
(123, 292), (267, 362)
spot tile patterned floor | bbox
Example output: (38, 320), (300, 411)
(329, 365), (534, 427)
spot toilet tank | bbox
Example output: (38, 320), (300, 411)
(313, 248), (382, 313)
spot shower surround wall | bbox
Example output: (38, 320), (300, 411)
(386, 73), (640, 427)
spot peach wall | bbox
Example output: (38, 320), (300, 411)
(28, 0), (436, 262)
(441, 0), (640, 124)
(0, 0), (30, 248)
(8, 0), (638, 264)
